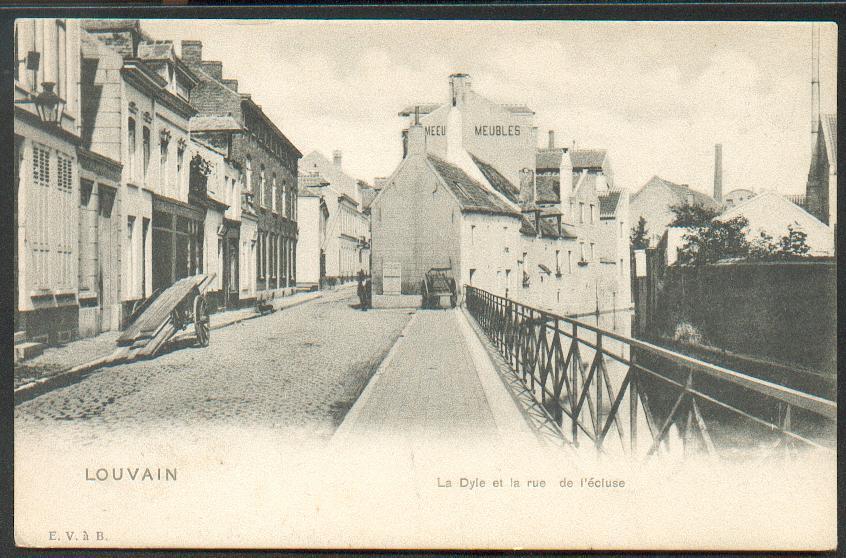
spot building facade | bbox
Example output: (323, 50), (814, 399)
(180, 40), (301, 300)
(15, 19), (82, 343)
(298, 150), (371, 285)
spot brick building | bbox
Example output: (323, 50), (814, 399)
(180, 40), (301, 300)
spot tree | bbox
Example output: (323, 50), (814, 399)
(630, 217), (650, 250)
(669, 201), (751, 264)
(668, 202), (722, 228)
(776, 224), (811, 258)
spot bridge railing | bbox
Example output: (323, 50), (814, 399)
(464, 286), (836, 458)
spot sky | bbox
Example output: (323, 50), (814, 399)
(141, 19), (837, 197)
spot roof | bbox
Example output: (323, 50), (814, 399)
(299, 173), (330, 189)
(536, 148), (566, 171)
(718, 190), (824, 224)
(190, 115), (243, 133)
(361, 188), (378, 210)
(571, 149), (607, 169)
(598, 190), (622, 218)
(137, 41), (175, 60)
(502, 104), (534, 114)
(426, 155), (520, 217)
(398, 103), (442, 117)
(518, 214), (578, 239)
(469, 153), (520, 204)
(573, 171), (598, 198)
(635, 175), (721, 210)
(536, 174), (560, 204)
(820, 113), (837, 173)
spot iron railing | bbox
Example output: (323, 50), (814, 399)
(465, 286), (836, 458)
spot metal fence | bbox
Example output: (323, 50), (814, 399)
(465, 286), (836, 458)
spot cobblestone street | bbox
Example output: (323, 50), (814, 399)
(15, 289), (414, 443)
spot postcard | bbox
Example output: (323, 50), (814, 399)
(13, 17), (837, 550)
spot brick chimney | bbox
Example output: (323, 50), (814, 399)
(333, 150), (342, 169)
(714, 143), (723, 202)
(181, 40), (202, 63)
(548, 130), (555, 149)
(449, 73), (471, 107)
(201, 61), (223, 81)
(406, 123), (426, 157)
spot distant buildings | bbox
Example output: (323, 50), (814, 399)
(297, 150), (371, 286)
(718, 191), (834, 256)
(724, 188), (756, 209)
(629, 175), (721, 247)
(371, 73), (630, 315)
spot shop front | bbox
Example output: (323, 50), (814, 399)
(151, 195), (205, 295)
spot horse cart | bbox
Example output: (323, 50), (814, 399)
(421, 267), (457, 309)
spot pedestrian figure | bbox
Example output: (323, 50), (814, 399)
(363, 276), (372, 311)
(356, 270), (366, 310)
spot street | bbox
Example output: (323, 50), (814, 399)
(15, 289), (413, 443)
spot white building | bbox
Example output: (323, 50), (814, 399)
(298, 150), (371, 284)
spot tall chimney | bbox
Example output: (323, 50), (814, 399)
(181, 40), (203, 63)
(548, 130), (555, 149)
(714, 143), (723, 202)
(449, 73), (471, 107)
(333, 150), (342, 169)
(406, 122), (426, 157)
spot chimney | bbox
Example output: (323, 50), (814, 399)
(201, 61), (223, 81)
(548, 130), (555, 149)
(449, 73), (471, 107)
(181, 40), (203, 63)
(519, 168), (536, 206)
(333, 150), (343, 169)
(714, 143), (723, 202)
(406, 122), (426, 157)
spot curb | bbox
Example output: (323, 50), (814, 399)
(14, 291), (325, 405)
(330, 310), (419, 444)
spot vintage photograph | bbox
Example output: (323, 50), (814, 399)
(12, 17), (837, 550)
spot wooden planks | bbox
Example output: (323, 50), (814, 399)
(117, 275), (208, 346)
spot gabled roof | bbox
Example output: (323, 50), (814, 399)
(820, 113), (837, 173)
(536, 148), (566, 171)
(718, 190), (824, 224)
(190, 115), (243, 133)
(571, 149), (607, 169)
(635, 175), (721, 210)
(598, 190), (622, 219)
(535, 174), (560, 204)
(469, 153), (520, 204)
(361, 188), (378, 210)
(427, 155), (520, 217)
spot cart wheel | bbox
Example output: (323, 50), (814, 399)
(194, 295), (210, 347)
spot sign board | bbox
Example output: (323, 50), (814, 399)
(634, 250), (647, 278)
(383, 261), (402, 294)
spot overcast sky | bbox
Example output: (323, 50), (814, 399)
(141, 19), (836, 196)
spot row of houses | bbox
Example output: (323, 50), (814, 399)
(14, 19), (302, 345)
(369, 73), (631, 316)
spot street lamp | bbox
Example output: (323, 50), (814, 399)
(15, 81), (65, 127)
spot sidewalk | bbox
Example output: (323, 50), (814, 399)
(333, 308), (540, 447)
(14, 288), (324, 391)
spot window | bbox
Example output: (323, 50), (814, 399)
(569, 200), (574, 222)
(176, 144), (184, 194)
(580, 243), (586, 261)
(281, 182), (287, 218)
(470, 224), (475, 245)
(590, 243), (595, 261)
(142, 126), (151, 181)
(160, 137), (169, 191)
(620, 258), (624, 276)
(272, 175), (278, 213)
(590, 204), (595, 224)
(555, 250), (560, 274)
(127, 216), (136, 297)
(56, 20), (67, 99)
(567, 250), (572, 273)
(579, 202), (585, 224)
(619, 220), (624, 239)
(245, 157), (252, 201)
(260, 166), (266, 207)
(128, 118), (136, 180)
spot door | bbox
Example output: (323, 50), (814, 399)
(97, 188), (117, 331)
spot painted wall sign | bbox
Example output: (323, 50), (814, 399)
(474, 125), (521, 137)
(383, 261), (402, 294)
(425, 125), (447, 136)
